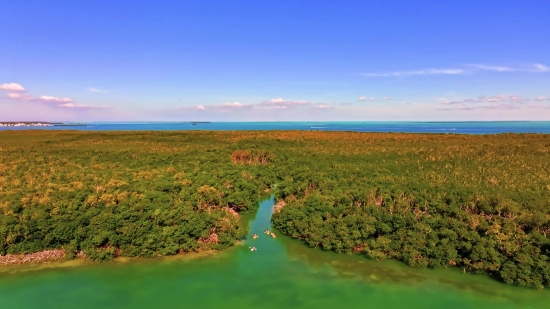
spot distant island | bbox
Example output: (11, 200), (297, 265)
(0, 122), (59, 127)
(0, 122), (86, 127)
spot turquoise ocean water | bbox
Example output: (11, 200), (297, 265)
(1, 121), (550, 133)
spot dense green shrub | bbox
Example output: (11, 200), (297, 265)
(0, 131), (276, 261)
(1, 130), (549, 289)
(269, 132), (550, 289)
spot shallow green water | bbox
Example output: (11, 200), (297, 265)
(0, 196), (549, 309)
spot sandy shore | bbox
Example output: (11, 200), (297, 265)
(0, 249), (225, 275)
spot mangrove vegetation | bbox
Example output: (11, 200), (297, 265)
(1, 131), (549, 288)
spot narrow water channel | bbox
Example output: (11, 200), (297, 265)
(0, 196), (548, 309)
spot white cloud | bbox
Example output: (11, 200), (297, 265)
(479, 104), (520, 110)
(314, 104), (333, 109)
(5, 90), (109, 109)
(186, 102), (252, 112)
(87, 87), (108, 93)
(362, 68), (465, 77)
(534, 96), (546, 101)
(440, 104), (519, 111)
(471, 63), (549, 73)
(382, 97), (393, 101)
(260, 98), (309, 108)
(0, 83), (25, 92)
(509, 95), (526, 103)
(438, 105), (476, 111)
(221, 102), (249, 107)
(485, 94), (508, 102)
(59, 103), (109, 109)
(363, 63), (549, 77)
(468, 64), (514, 72)
(358, 96), (367, 101)
(38, 96), (73, 103)
(6, 93), (74, 103)
(440, 94), (535, 110)
(533, 63), (549, 72)
(6, 93), (33, 100)
(370, 97), (375, 101)
(178, 98), (331, 114)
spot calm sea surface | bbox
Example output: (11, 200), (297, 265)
(0, 197), (549, 309)
(2, 121), (550, 134)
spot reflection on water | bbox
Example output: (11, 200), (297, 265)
(0, 196), (549, 309)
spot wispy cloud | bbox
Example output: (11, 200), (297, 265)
(177, 98), (334, 113)
(533, 63), (549, 72)
(439, 104), (522, 111)
(314, 104), (333, 109)
(221, 102), (250, 108)
(87, 87), (109, 93)
(467, 64), (514, 72)
(259, 98), (310, 108)
(469, 63), (549, 73)
(0, 83), (26, 92)
(38, 96), (74, 103)
(58, 103), (110, 109)
(438, 105), (476, 111)
(442, 101), (463, 105)
(442, 94), (530, 105)
(6, 93), (33, 100)
(478, 104), (521, 110)
(382, 97), (393, 101)
(7, 93), (74, 104)
(363, 63), (549, 77)
(534, 96), (546, 101)
(362, 68), (465, 77)
(357, 96), (381, 102)
(438, 94), (539, 111)
(4, 84), (108, 109)
(182, 102), (253, 112)
(0, 83), (101, 108)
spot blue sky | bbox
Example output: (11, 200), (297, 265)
(1, 0), (549, 121)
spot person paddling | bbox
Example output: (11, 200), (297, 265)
(270, 232), (276, 238)
(252, 233), (258, 239)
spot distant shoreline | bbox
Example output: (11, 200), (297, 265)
(0, 122), (87, 127)
(0, 121), (59, 127)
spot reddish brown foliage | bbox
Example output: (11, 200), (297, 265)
(231, 150), (274, 165)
